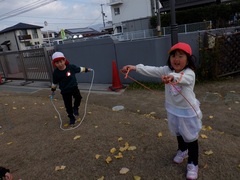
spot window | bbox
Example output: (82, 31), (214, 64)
(19, 29), (28, 35)
(114, 7), (120, 15)
(116, 26), (122, 33)
(32, 29), (39, 39)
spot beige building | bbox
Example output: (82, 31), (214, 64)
(0, 22), (44, 51)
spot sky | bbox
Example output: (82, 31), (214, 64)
(0, 0), (112, 32)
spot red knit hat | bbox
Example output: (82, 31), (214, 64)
(52, 52), (69, 67)
(168, 42), (192, 55)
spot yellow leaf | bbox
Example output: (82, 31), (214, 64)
(95, 126), (98, 128)
(203, 164), (208, 169)
(97, 176), (104, 180)
(12, 107), (17, 110)
(4, 103), (8, 106)
(54, 116), (58, 119)
(137, 110), (140, 113)
(7, 142), (13, 145)
(209, 115), (214, 119)
(235, 101), (239, 104)
(88, 112), (92, 114)
(60, 106), (64, 109)
(73, 135), (81, 140)
(22, 107), (25, 109)
(106, 156), (112, 164)
(114, 152), (123, 159)
(128, 146), (137, 151)
(0, 132), (4, 135)
(204, 150), (213, 155)
(228, 107), (232, 110)
(134, 176), (141, 180)
(200, 134), (208, 139)
(238, 164), (240, 168)
(64, 123), (69, 127)
(110, 148), (117, 154)
(95, 154), (101, 159)
(158, 132), (163, 137)
(118, 137), (123, 142)
(55, 166), (61, 171)
(207, 126), (212, 130)
(119, 167), (129, 174)
(60, 165), (66, 170)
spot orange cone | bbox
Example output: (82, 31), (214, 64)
(109, 60), (125, 91)
(0, 74), (2, 84)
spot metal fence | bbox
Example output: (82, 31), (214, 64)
(114, 21), (212, 41)
(0, 47), (54, 85)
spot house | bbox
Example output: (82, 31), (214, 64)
(63, 27), (109, 39)
(0, 22), (44, 51)
(107, 0), (233, 34)
(41, 30), (57, 45)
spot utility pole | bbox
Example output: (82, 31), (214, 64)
(170, 0), (178, 45)
(156, 0), (162, 36)
(101, 4), (106, 27)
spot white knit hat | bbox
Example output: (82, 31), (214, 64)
(52, 52), (65, 62)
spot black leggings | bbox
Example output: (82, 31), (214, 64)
(177, 136), (199, 165)
(62, 87), (82, 120)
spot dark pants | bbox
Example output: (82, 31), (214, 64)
(177, 136), (199, 165)
(62, 87), (82, 120)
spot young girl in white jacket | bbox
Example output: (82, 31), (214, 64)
(121, 42), (202, 180)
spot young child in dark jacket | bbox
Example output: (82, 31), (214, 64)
(51, 52), (91, 126)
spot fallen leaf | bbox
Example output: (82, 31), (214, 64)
(88, 112), (92, 114)
(22, 107), (25, 109)
(64, 123), (69, 127)
(119, 142), (129, 152)
(60, 106), (64, 109)
(42, 103), (45, 105)
(200, 134), (208, 139)
(4, 103), (8, 106)
(137, 110), (140, 113)
(203, 164), (208, 169)
(55, 165), (66, 171)
(110, 148), (117, 154)
(12, 107), (17, 110)
(219, 132), (224, 135)
(73, 135), (81, 140)
(128, 146), (137, 151)
(114, 152), (123, 159)
(95, 126), (98, 128)
(54, 116), (58, 119)
(204, 150), (213, 155)
(118, 137), (123, 142)
(119, 167), (129, 174)
(209, 115), (214, 119)
(235, 101), (239, 104)
(95, 154), (101, 159)
(7, 142), (13, 145)
(228, 107), (232, 110)
(0, 132), (4, 135)
(97, 176), (104, 180)
(34, 103), (37, 105)
(105, 156), (112, 164)
(134, 176), (141, 180)
(158, 132), (163, 137)
(238, 164), (240, 168)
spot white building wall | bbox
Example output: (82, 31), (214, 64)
(110, 0), (153, 28)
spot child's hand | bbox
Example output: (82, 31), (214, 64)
(121, 65), (136, 73)
(162, 75), (174, 84)
(5, 172), (13, 180)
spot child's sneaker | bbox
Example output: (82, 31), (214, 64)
(73, 108), (79, 116)
(186, 163), (198, 180)
(173, 150), (188, 164)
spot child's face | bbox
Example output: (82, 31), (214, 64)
(54, 59), (66, 70)
(170, 50), (188, 73)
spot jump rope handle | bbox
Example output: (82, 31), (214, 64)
(50, 91), (55, 100)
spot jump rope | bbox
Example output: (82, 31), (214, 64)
(120, 69), (199, 118)
(50, 69), (94, 131)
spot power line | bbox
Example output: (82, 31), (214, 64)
(0, 0), (57, 21)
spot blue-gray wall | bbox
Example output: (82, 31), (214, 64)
(56, 32), (199, 84)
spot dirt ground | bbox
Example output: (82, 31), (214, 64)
(0, 75), (240, 180)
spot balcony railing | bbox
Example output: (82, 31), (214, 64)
(18, 34), (32, 41)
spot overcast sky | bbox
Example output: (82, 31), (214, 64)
(0, 0), (112, 32)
